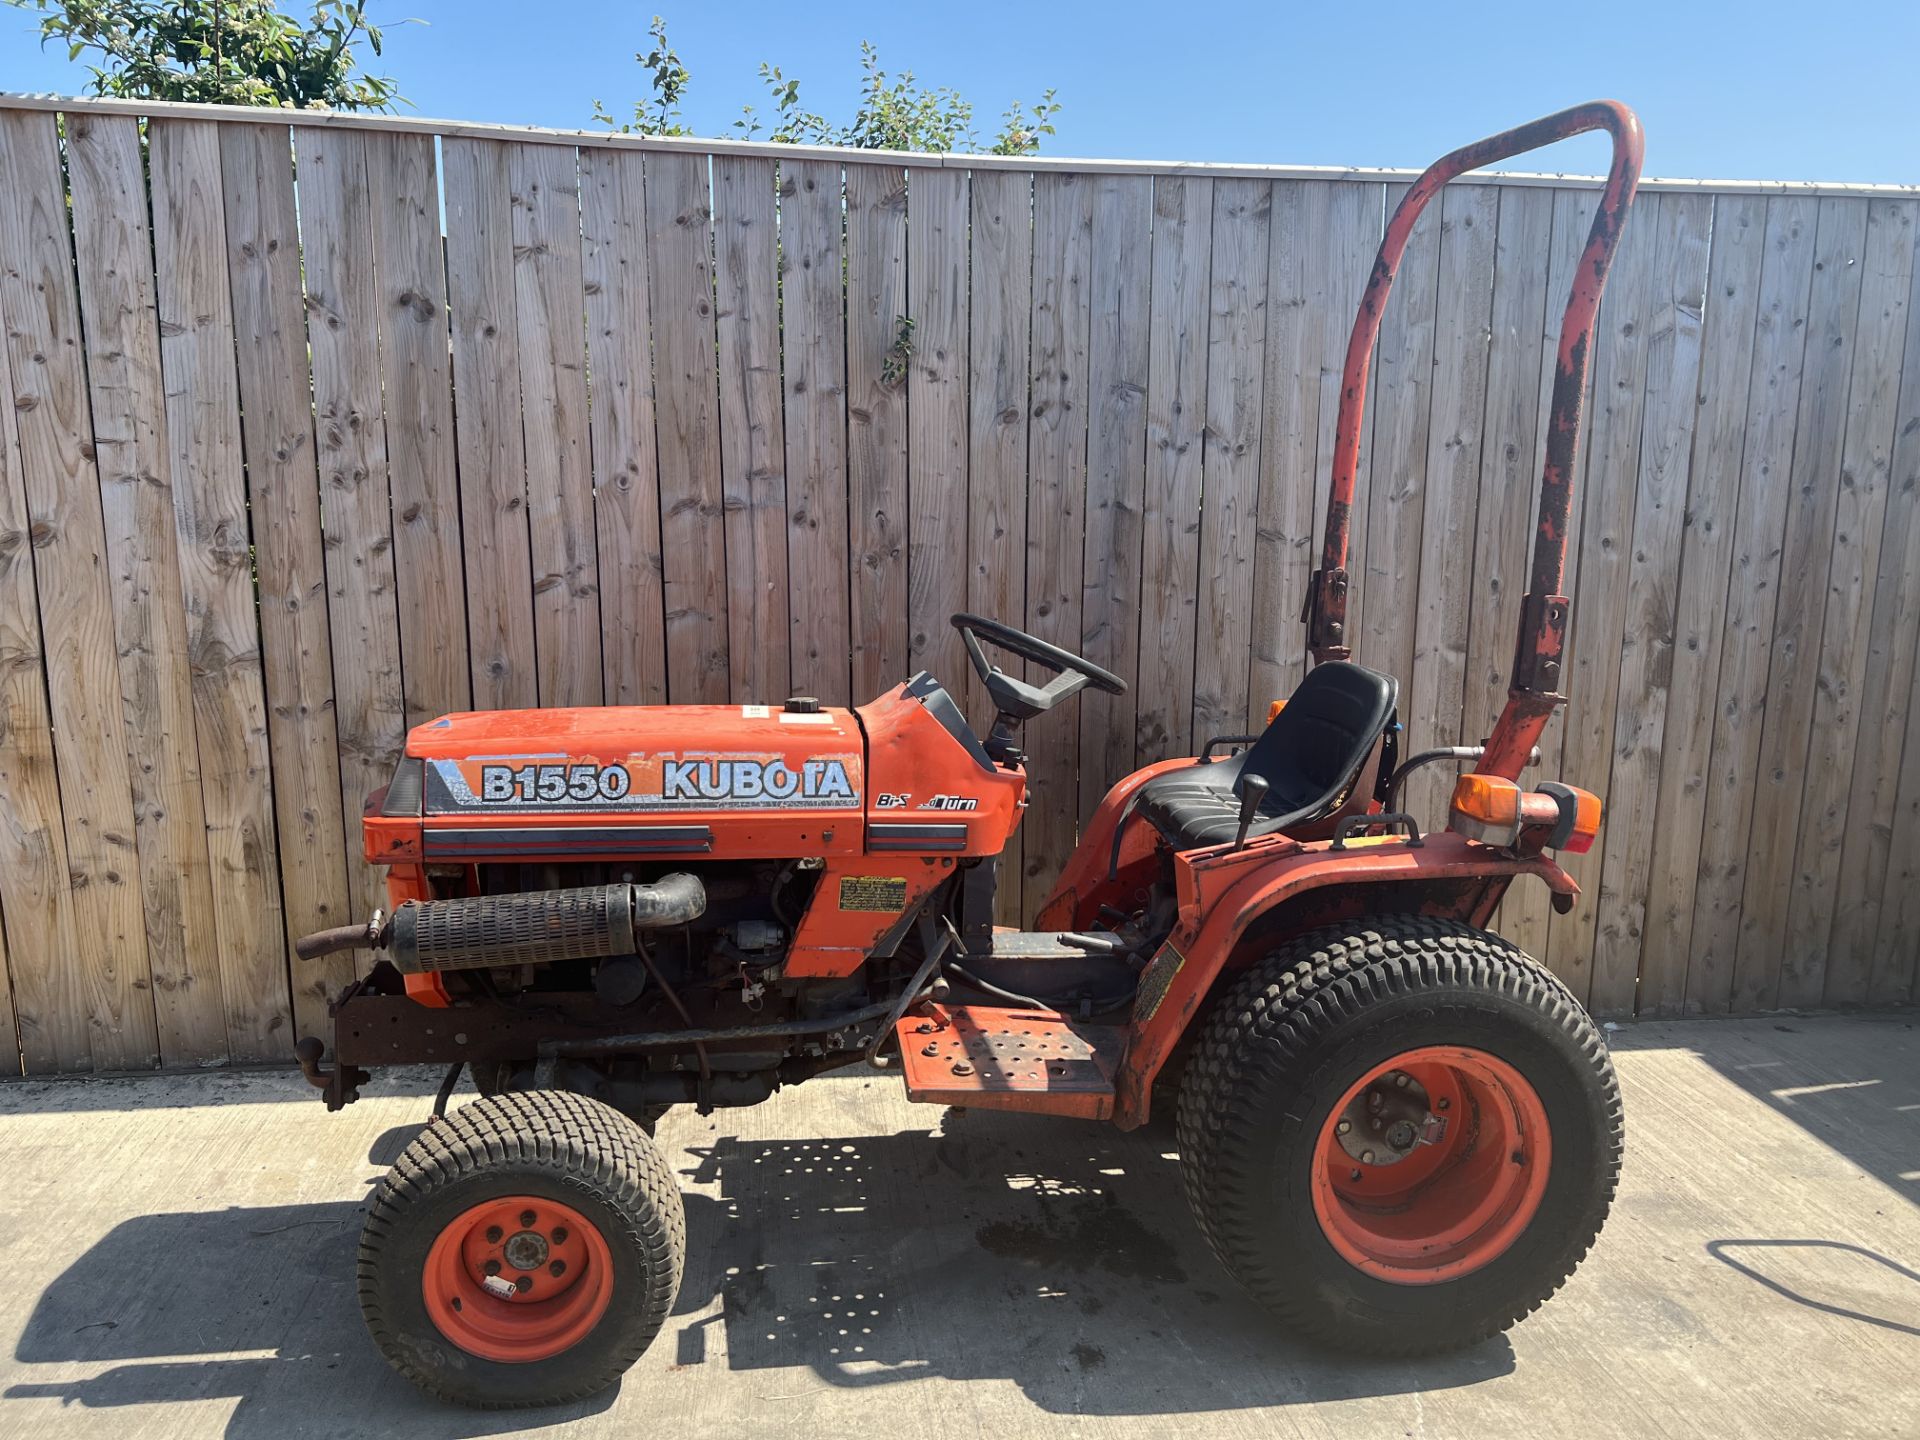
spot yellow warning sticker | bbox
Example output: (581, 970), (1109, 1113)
(839, 875), (909, 912)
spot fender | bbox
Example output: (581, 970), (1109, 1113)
(1112, 829), (1577, 1128)
(1035, 755), (1204, 931)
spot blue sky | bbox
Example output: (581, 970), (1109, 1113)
(5, 1), (1915, 184)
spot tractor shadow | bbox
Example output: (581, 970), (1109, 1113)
(1, 1193), (611, 1439)
(667, 1105), (1516, 1413)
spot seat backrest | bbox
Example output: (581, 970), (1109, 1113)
(1240, 661), (1399, 814)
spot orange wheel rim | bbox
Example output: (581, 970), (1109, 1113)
(421, 1195), (614, 1362)
(1310, 1045), (1551, 1285)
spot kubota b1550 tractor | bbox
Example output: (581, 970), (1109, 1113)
(294, 101), (1644, 1407)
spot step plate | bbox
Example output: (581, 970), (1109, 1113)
(894, 1003), (1124, 1119)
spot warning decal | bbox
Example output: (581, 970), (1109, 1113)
(838, 875), (909, 912)
(1133, 942), (1186, 1024)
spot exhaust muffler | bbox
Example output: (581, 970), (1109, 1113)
(294, 875), (706, 974)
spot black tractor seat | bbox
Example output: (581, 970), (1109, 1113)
(1130, 661), (1399, 852)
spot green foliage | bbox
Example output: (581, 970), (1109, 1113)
(591, 14), (692, 136)
(10, 0), (407, 111)
(601, 20), (1060, 155)
(880, 314), (916, 389)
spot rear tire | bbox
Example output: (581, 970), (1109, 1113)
(1174, 916), (1620, 1356)
(359, 1090), (684, 1407)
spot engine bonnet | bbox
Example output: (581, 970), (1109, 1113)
(404, 703), (866, 818)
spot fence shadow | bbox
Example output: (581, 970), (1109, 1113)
(1706, 1239), (1920, 1337)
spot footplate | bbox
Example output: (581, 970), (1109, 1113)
(894, 1003), (1125, 1120)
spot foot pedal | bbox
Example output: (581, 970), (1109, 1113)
(894, 1003), (1124, 1119)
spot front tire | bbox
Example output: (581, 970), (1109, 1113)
(1175, 916), (1621, 1356)
(358, 1090), (685, 1407)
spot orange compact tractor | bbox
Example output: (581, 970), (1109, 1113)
(295, 102), (1643, 1406)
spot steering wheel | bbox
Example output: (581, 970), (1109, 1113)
(950, 614), (1127, 729)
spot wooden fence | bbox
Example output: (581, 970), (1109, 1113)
(0, 94), (1916, 1073)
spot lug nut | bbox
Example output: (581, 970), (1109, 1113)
(516, 1274), (533, 1293)
(485, 1226), (503, 1243)
(519, 1210), (537, 1228)
(484, 1259), (501, 1276)
(1349, 1168), (1362, 1182)
(1360, 1149), (1375, 1163)
(1336, 1119), (1350, 1135)
(552, 1227), (569, 1244)
(1394, 1074), (1409, 1088)
(1437, 1097), (1450, 1111)
(550, 1260), (567, 1277)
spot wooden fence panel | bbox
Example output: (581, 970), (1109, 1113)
(1022, 173), (1096, 911)
(846, 163), (910, 704)
(1404, 185), (1499, 825)
(7, 97), (1920, 1068)
(369, 132), (471, 728)
(646, 152), (730, 703)
(511, 142), (602, 708)
(1194, 180), (1272, 741)
(1543, 193), (1665, 1001)
(1359, 183), (1441, 697)
(712, 155), (790, 704)
(905, 167), (970, 688)
(1846, 208), (1920, 1006)
(1783, 198), (1916, 1006)
(221, 122), (353, 1042)
(67, 112), (229, 1066)
(1587, 193), (1714, 1016)
(967, 169), (1034, 923)
(293, 126), (407, 928)
(1732, 197), (1870, 1012)
(0, 109), (156, 1070)
(443, 138), (538, 711)
(1639, 194), (1768, 1015)
(1686, 195), (1821, 1014)
(1077, 175), (1153, 822)
(0, 211), (72, 1074)
(783, 159), (852, 706)
(149, 119), (289, 1060)
(1461, 187), (1555, 789)
(1500, 188), (1600, 965)
(580, 146), (668, 706)
(1134, 175), (1212, 766)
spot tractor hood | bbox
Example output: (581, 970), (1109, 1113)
(402, 702), (866, 818)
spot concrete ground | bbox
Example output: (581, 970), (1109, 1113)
(0, 1014), (1913, 1440)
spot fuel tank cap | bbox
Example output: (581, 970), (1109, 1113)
(784, 695), (822, 714)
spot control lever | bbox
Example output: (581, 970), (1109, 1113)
(1233, 774), (1270, 850)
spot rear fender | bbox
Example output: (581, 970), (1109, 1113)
(1113, 830), (1577, 1128)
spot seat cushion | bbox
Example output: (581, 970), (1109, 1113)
(1133, 661), (1398, 850)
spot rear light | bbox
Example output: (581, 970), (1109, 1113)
(1266, 698), (1287, 724)
(1450, 775), (1603, 853)
(1538, 781), (1602, 854)
(1448, 774), (1523, 845)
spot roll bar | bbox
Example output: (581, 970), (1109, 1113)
(1301, 100), (1644, 781)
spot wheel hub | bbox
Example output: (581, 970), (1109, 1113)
(503, 1229), (550, 1272)
(1333, 1069), (1441, 1166)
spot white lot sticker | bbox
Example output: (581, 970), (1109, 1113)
(779, 711), (835, 725)
(742, 704), (772, 719)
